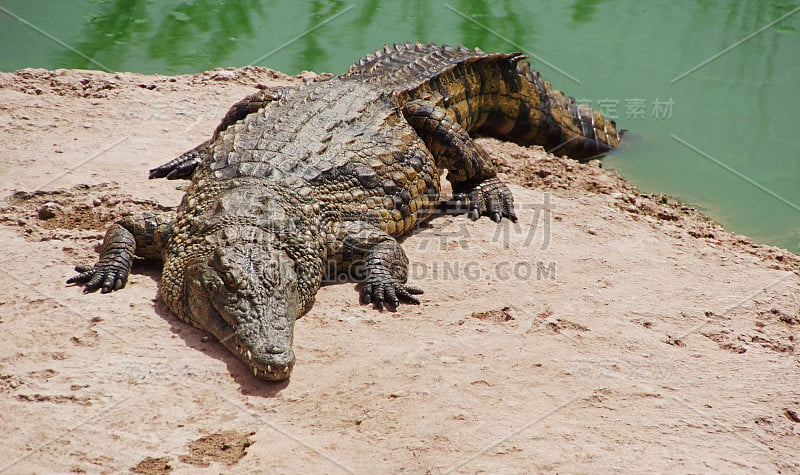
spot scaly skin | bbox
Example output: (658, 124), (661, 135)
(70, 43), (622, 381)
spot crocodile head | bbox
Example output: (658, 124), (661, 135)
(186, 243), (301, 381)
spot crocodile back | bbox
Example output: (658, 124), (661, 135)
(187, 74), (442, 240)
(346, 42), (516, 93)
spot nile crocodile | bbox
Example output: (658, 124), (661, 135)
(69, 43), (621, 380)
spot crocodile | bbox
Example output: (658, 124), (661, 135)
(69, 43), (621, 380)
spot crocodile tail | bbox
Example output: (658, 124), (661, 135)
(351, 43), (621, 161)
(348, 42), (469, 78)
(347, 42), (508, 90)
(440, 52), (621, 161)
(500, 59), (622, 160)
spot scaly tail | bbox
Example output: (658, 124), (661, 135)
(349, 43), (621, 161)
(476, 58), (621, 160)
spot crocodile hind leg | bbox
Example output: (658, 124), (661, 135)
(148, 87), (288, 180)
(403, 99), (517, 223)
(68, 212), (173, 293)
(330, 221), (423, 310)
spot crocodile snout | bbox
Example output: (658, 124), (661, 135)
(244, 346), (295, 380)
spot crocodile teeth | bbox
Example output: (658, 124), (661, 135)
(267, 365), (273, 374)
(252, 366), (258, 377)
(246, 350), (252, 360)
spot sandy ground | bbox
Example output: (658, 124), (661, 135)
(0, 67), (799, 474)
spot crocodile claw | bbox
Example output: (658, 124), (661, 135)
(360, 279), (423, 311)
(453, 177), (517, 223)
(67, 263), (129, 293)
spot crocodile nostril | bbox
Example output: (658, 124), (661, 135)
(266, 345), (286, 354)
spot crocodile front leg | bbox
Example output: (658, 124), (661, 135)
(148, 88), (288, 180)
(402, 99), (518, 223)
(68, 211), (173, 293)
(332, 221), (423, 310)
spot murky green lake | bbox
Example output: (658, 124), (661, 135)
(2, 0), (799, 252)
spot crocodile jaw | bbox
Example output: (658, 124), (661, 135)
(186, 245), (301, 381)
(227, 326), (296, 381)
(186, 287), (298, 381)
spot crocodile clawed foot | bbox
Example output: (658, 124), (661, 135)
(452, 177), (518, 223)
(67, 264), (129, 293)
(360, 278), (423, 311)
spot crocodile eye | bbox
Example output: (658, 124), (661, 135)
(209, 248), (244, 290)
(220, 268), (243, 289)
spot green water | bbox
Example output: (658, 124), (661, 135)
(2, 0), (799, 252)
